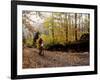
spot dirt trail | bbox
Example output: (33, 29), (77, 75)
(23, 47), (89, 68)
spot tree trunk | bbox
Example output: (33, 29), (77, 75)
(75, 13), (77, 41)
(52, 13), (54, 44)
(65, 13), (68, 42)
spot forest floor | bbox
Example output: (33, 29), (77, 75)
(23, 47), (89, 69)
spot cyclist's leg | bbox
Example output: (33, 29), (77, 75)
(39, 47), (42, 55)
